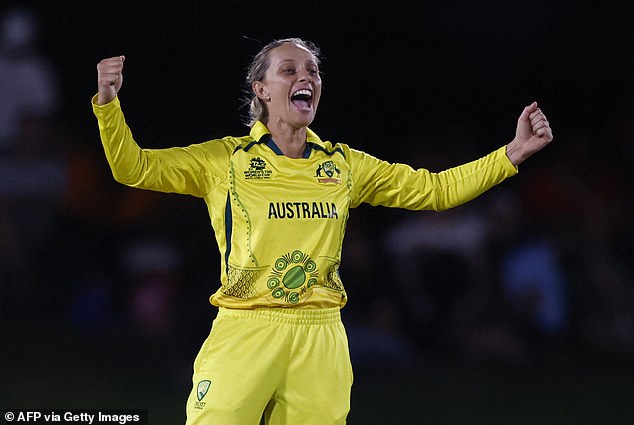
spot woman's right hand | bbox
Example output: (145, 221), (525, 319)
(96, 55), (125, 105)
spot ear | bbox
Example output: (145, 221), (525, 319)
(252, 81), (270, 101)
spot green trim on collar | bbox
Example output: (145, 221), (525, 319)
(249, 121), (324, 146)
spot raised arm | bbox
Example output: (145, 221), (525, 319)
(349, 102), (554, 211)
(92, 56), (235, 198)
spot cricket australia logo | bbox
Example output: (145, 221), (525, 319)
(244, 157), (272, 180)
(315, 160), (341, 184)
(194, 379), (212, 410)
(267, 250), (318, 304)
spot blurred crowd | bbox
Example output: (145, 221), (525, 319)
(1, 6), (632, 375)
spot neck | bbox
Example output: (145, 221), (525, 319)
(266, 119), (308, 159)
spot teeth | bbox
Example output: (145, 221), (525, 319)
(293, 89), (312, 97)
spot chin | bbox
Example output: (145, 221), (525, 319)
(301, 116), (316, 127)
(299, 110), (318, 126)
(282, 106), (318, 128)
(289, 115), (315, 129)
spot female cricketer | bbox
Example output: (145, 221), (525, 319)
(92, 38), (553, 424)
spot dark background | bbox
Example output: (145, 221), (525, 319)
(1, 1), (633, 424)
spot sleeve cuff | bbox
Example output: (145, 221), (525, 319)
(498, 145), (519, 175)
(91, 94), (120, 116)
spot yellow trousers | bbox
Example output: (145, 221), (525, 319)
(185, 307), (354, 425)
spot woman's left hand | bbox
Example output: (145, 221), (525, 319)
(506, 101), (554, 166)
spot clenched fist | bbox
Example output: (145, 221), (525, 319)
(96, 55), (125, 105)
(506, 101), (554, 166)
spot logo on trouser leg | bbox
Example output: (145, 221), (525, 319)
(194, 380), (212, 409)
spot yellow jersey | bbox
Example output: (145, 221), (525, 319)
(92, 95), (517, 310)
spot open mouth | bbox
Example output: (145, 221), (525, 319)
(291, 89), (313, 111)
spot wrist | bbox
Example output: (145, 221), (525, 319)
(505, 138), (527, 167)
(96, 88), (116, 106)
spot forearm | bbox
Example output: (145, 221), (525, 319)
(431, 145), (518, 210)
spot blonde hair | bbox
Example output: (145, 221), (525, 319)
(243, 38), (321, 127)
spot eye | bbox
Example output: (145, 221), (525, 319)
(282, 67), (296, 75)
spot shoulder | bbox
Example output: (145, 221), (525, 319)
(315, 140), (378, 166)
(306, 127), (353, 160)
(185, 134), (255, 160)
(311, 139), (349, 159)
(198, 134), (253, 150)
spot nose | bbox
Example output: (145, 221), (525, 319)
(298, 68), (312, 83)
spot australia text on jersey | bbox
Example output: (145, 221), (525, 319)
(268, 202), (339, 219)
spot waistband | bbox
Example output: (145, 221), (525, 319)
(217, 307), (342, 325)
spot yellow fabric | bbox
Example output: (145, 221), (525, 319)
(185, 307), (353, 425)
(92, 95), (518, 310)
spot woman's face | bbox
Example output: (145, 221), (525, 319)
(255, 43), (322, 129)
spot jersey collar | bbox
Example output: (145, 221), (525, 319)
(250, 121), (325, 158)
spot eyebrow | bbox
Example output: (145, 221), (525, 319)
(277, 59), (318, 66)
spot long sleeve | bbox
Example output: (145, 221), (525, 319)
(91, 95), (236, 198)
(348, 145), (518, 211)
